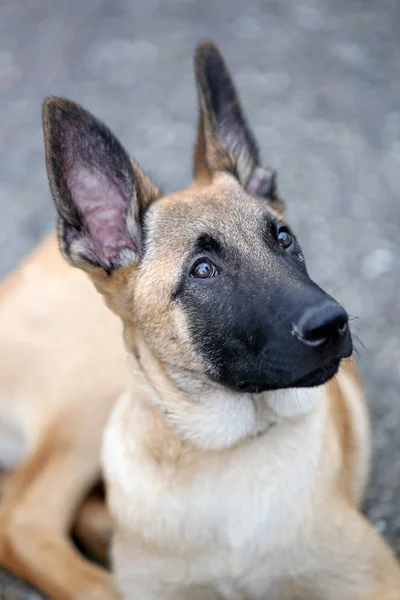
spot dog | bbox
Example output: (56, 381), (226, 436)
(1, 40), (400, 599)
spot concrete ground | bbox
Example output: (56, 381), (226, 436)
(1, 0), (400, 596)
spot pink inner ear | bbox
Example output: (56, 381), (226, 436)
(246, 167), (272, 198)
(68, 165), (136, 261)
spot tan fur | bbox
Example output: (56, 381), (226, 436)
(1, 41), (400, 600)
(0, 234), (125, 598)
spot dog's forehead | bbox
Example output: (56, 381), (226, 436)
(147, 177), (279, 253)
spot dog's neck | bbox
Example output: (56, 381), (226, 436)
(125, 327), (325, 451)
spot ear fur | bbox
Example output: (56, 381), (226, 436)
(43, 97), (160, 273)
(193, 41), (281, 206)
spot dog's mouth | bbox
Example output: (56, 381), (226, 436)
(288, 358), (341, 388)
(235, 358), (342, 394)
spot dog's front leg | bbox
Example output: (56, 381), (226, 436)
(308, 504), (400, 600)
(113, 579), (221, 600)
(111, 539), (222, 600)
(0, 419), (119, 600)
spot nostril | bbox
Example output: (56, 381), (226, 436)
(294, 324), (329, 347)
(306, 317), (348, 344)
(304, 324), (329, 345)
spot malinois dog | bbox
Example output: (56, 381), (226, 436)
(0, 41), (399, 599)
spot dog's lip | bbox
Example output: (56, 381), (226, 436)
(234, 358), (342, 393)
(289, 358), (341, 387)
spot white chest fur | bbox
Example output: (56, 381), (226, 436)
(103, 386), (333, 599)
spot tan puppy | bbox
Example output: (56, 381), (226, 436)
(0, 40), (399, 600)
(43, 42), (399, 599)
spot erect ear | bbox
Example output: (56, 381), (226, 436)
(193, 41), (282, 206)
(43, 97), (161, 273)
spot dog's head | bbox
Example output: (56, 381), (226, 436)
(43, 42), (352, 395)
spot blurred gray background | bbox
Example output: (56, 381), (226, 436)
(1, 0), (400, 597)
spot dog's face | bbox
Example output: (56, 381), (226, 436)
(44, 42), (352, 394)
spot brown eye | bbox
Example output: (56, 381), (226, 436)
(277, 229), (293, 249)
(190, 260), (218, 278)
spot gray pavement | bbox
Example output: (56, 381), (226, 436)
(1, 0), (400, 596)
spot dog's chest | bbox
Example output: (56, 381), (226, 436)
(104, 394), (327, 595)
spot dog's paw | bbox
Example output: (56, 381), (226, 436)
(74, 581), (120, 600)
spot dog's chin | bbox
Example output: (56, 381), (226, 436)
(227, 359), (342, 394)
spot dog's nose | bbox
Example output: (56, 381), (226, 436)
(292, 302), (349, 348)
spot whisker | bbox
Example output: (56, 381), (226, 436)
(351, 332), (367, 352)
(349, 325), (362, 333)
(328, 284), (346, 296)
